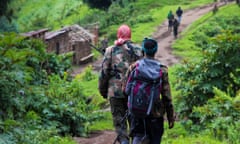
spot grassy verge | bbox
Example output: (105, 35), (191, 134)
(89, 111), (114, 131)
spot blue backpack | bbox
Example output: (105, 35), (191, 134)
(125, 58), (163, 118)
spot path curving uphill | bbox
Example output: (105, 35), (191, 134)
(75, 2), (226, 144)
(153, 2), (225, 66)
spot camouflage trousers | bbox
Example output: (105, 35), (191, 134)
(109, 97), (129, 142)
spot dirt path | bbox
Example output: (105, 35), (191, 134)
(153, 2), (225, 66)
(74, 2), (225, 144)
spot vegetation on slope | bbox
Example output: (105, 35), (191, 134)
(9, 0), (213, 42)
(0, 34), (105, 143)
(171, 4), (240, 144)
(1, 1), (240, 144)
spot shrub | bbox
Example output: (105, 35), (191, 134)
(194, 88), (240, 144)
(0, 33), (104, 143)
(175, 31), (240, 124)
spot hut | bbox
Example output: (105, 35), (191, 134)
(21, 24), (96, 65)
(45, 29), (71, 54)
(45, 24), (95, 65)
(62, 24), (95, 65)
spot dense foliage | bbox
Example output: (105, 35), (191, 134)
(2, 1), (240, 144)
(0, 0), (17, 32)
(0, 33), (103, 143)
(176, 31), (240, 119)
(194, 88), (240, 144)
(0, 16), (18, 33)
(83, 0), (111, 10)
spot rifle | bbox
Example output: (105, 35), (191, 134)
(88, 41), (105, 55)
(78, 34), (105, 55)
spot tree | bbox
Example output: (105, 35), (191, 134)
(175, 31), (240, 124)
(0, 16), (17, 32)
(0, 0), (9, 16)
(0, 0), (12, 19)
(83, 0), (112, 10)
(0, 0), (17, 32)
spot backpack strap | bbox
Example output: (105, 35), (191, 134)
(126, 41), (141, 60)
(100, 46), (116, 80)
(147, 83), (157, 115)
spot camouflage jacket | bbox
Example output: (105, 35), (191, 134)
(99, 41), (142, 98)
(123, 58), (175, 120)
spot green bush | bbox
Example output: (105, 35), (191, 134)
(194, 88), (240, 144)
(0, 33), (105, 143)
(175, 31), (240, 124)
(0, 16), (18, 33)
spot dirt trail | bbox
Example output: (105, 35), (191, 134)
(153, 2), (225, 66)
(74, 2), (225, 144)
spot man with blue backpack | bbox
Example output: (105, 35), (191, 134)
(123, 38), (175, 144)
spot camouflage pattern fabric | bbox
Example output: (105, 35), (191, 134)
(99, 40), (142, 143)
(99, 41), (142, 98)
(110, 97), (129, 142)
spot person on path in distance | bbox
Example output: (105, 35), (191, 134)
(167, 10), (174, 32)
(123, 38), (175, 144)
(172, 17), (179, 39)
(176, 6), (183, 24)
(98, 24), (142, 144)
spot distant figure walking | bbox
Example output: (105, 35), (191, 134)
(173, 18), (179, 38)
(212, 4), (218, 14)
(176, 6), (183, 24)
(167, 10), (174, 32)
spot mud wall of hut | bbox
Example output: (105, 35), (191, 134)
(45, 32), (71, 54)
(73, 41), (92, 65)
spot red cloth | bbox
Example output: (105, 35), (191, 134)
(114, 24), (131, 46)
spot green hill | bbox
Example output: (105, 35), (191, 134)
(1, 0), (240, 144)
(10, 0), (214, 42)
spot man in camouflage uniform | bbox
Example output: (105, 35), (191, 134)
(122, 38), (175, 144)
(99, 24), (142, 144)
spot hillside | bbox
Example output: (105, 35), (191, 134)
(10, 0), (215, 41)
(1, 1), (239, 144)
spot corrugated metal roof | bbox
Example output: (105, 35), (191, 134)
(21, 28), (49, 37)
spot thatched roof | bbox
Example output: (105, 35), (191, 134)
(62, 24), (95, 43)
